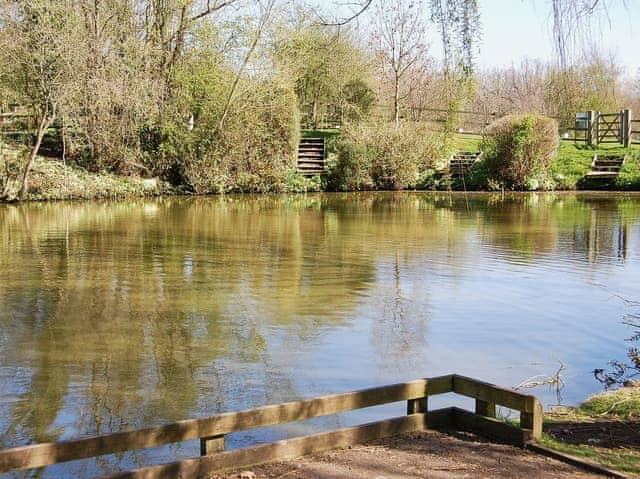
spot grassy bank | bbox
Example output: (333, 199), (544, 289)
(4, 131), (640, 202)
(540, 387), (640, 475)
(447, 135), (640, 191)
(8, 156), (175, 201)
(551, 142), (640, 190)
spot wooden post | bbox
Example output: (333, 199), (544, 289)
(623, 109), (631, 148)
(520, 398), (543, 441)
(406, 396), (428, 415)
(475, 399), (496, 418)
(200, 435), (225, 456)
(586, 111), (594, 146)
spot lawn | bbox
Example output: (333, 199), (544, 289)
(551, 141), (640, 190)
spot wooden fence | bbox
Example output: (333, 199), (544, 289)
(632, 119), (640, 146)
(570, 110), (633, 147)
(0, 374), (542, 479)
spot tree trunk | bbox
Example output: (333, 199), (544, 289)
(17, 111), (53, 201)
(393, 73), (400, 127)
(312, 98), (318, 129)
(217, 0), (274, 132)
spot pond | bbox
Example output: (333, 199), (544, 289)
(1, 192), (639, 477)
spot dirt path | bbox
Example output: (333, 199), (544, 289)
(211, 429), (605, 479)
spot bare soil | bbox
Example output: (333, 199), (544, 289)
(210, 429), (603, 479)
(546, 416), (640, 450)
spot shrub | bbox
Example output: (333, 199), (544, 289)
(143, 73), (300, 194)
(0, 140), (29, 198)
(328, 122), (440, 191)
(482, 114), (559, 189)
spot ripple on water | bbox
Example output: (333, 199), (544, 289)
(0, 193), (639, 477)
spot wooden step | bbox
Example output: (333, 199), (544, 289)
(297, 136), (327, 175)
(298, 162), (325, 169)
(298, 150), (323, 155)
(448, 151), (482, 176)
(594, 158), (623, 163)
(587, 155), (625, 179)
(586, 171), (619, 179)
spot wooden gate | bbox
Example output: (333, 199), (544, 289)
(572, 110), (632, 147)
(597, 112), (623, 144)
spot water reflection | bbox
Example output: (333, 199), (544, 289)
(0, 192), (639, 476)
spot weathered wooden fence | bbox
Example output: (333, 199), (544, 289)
(631, 118), (640, 146)
(571, 110), (633, 147)
(0, 111), (32, 131)
(0, 374), (542, 479)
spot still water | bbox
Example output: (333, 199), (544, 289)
(1, 192), (639, 476)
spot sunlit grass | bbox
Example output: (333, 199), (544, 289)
(538, 434), (640, 475)
(540, 388), (640, 475)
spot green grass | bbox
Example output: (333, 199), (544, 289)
(579, 388), (640, 419)
(453, 132), (483, 152)
(28, 157), (175, 200)
(539, 388), (640, 475)
(551, 141), (640, 190)
(301, 129), (341, 140)
(3, 154), (175, 201)
(538, 434), (640, 475)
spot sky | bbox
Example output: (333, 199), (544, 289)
(472, 0), (640, 74)
(315, 0), (640, 75)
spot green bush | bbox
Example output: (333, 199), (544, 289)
(143, 72), (300, 194)
(328, 123), (440, 191)
(615, 151), (640, 190)
(0, 140), (26, 197)
(482, 114), (559, 189)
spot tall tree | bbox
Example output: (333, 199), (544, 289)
(276, 24), (373, 127)
(429, 0), (480, 136)
(0, 0), (81, 201)
(374, 0), (427, 126)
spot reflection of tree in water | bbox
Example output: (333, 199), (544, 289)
(1, 192), (639, 471)
(376, 253), (430, 363)
(0, 197), (379, 455)
(474, 194), (635, 265)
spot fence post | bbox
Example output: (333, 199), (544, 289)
(475, 399), (496, 418)
(407, 396), (428, 415)
(586, 111), (594, 146)
(200, 435), (225, 456)
(520, 398), (543, 442)
(623, 109), (631, 148)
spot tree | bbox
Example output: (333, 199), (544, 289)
(548, 0), (624, 69)
(429, 0), (480, 136)
(373, 0), (428, 126)
(276, 24), (373, 128)
(0, 0), (81, 201)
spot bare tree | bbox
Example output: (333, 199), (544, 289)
(310, 0), (374, 26)
(0, 1), (81, 201)
(142, 0), (241, 86)
(374, 0), (428, 126)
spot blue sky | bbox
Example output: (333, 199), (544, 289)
(315, 0), (640, 73)
(459, 0), (640, 73)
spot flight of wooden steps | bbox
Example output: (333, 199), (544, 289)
(449, 151), (482, 175)
(297, 137), (326, 176)
(586, 154), (625, 179)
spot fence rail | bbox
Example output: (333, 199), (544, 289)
(631, 119), (640, 145)
(0, 374), (542, 479)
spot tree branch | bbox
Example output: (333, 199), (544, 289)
(189, 0), (238, 23)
